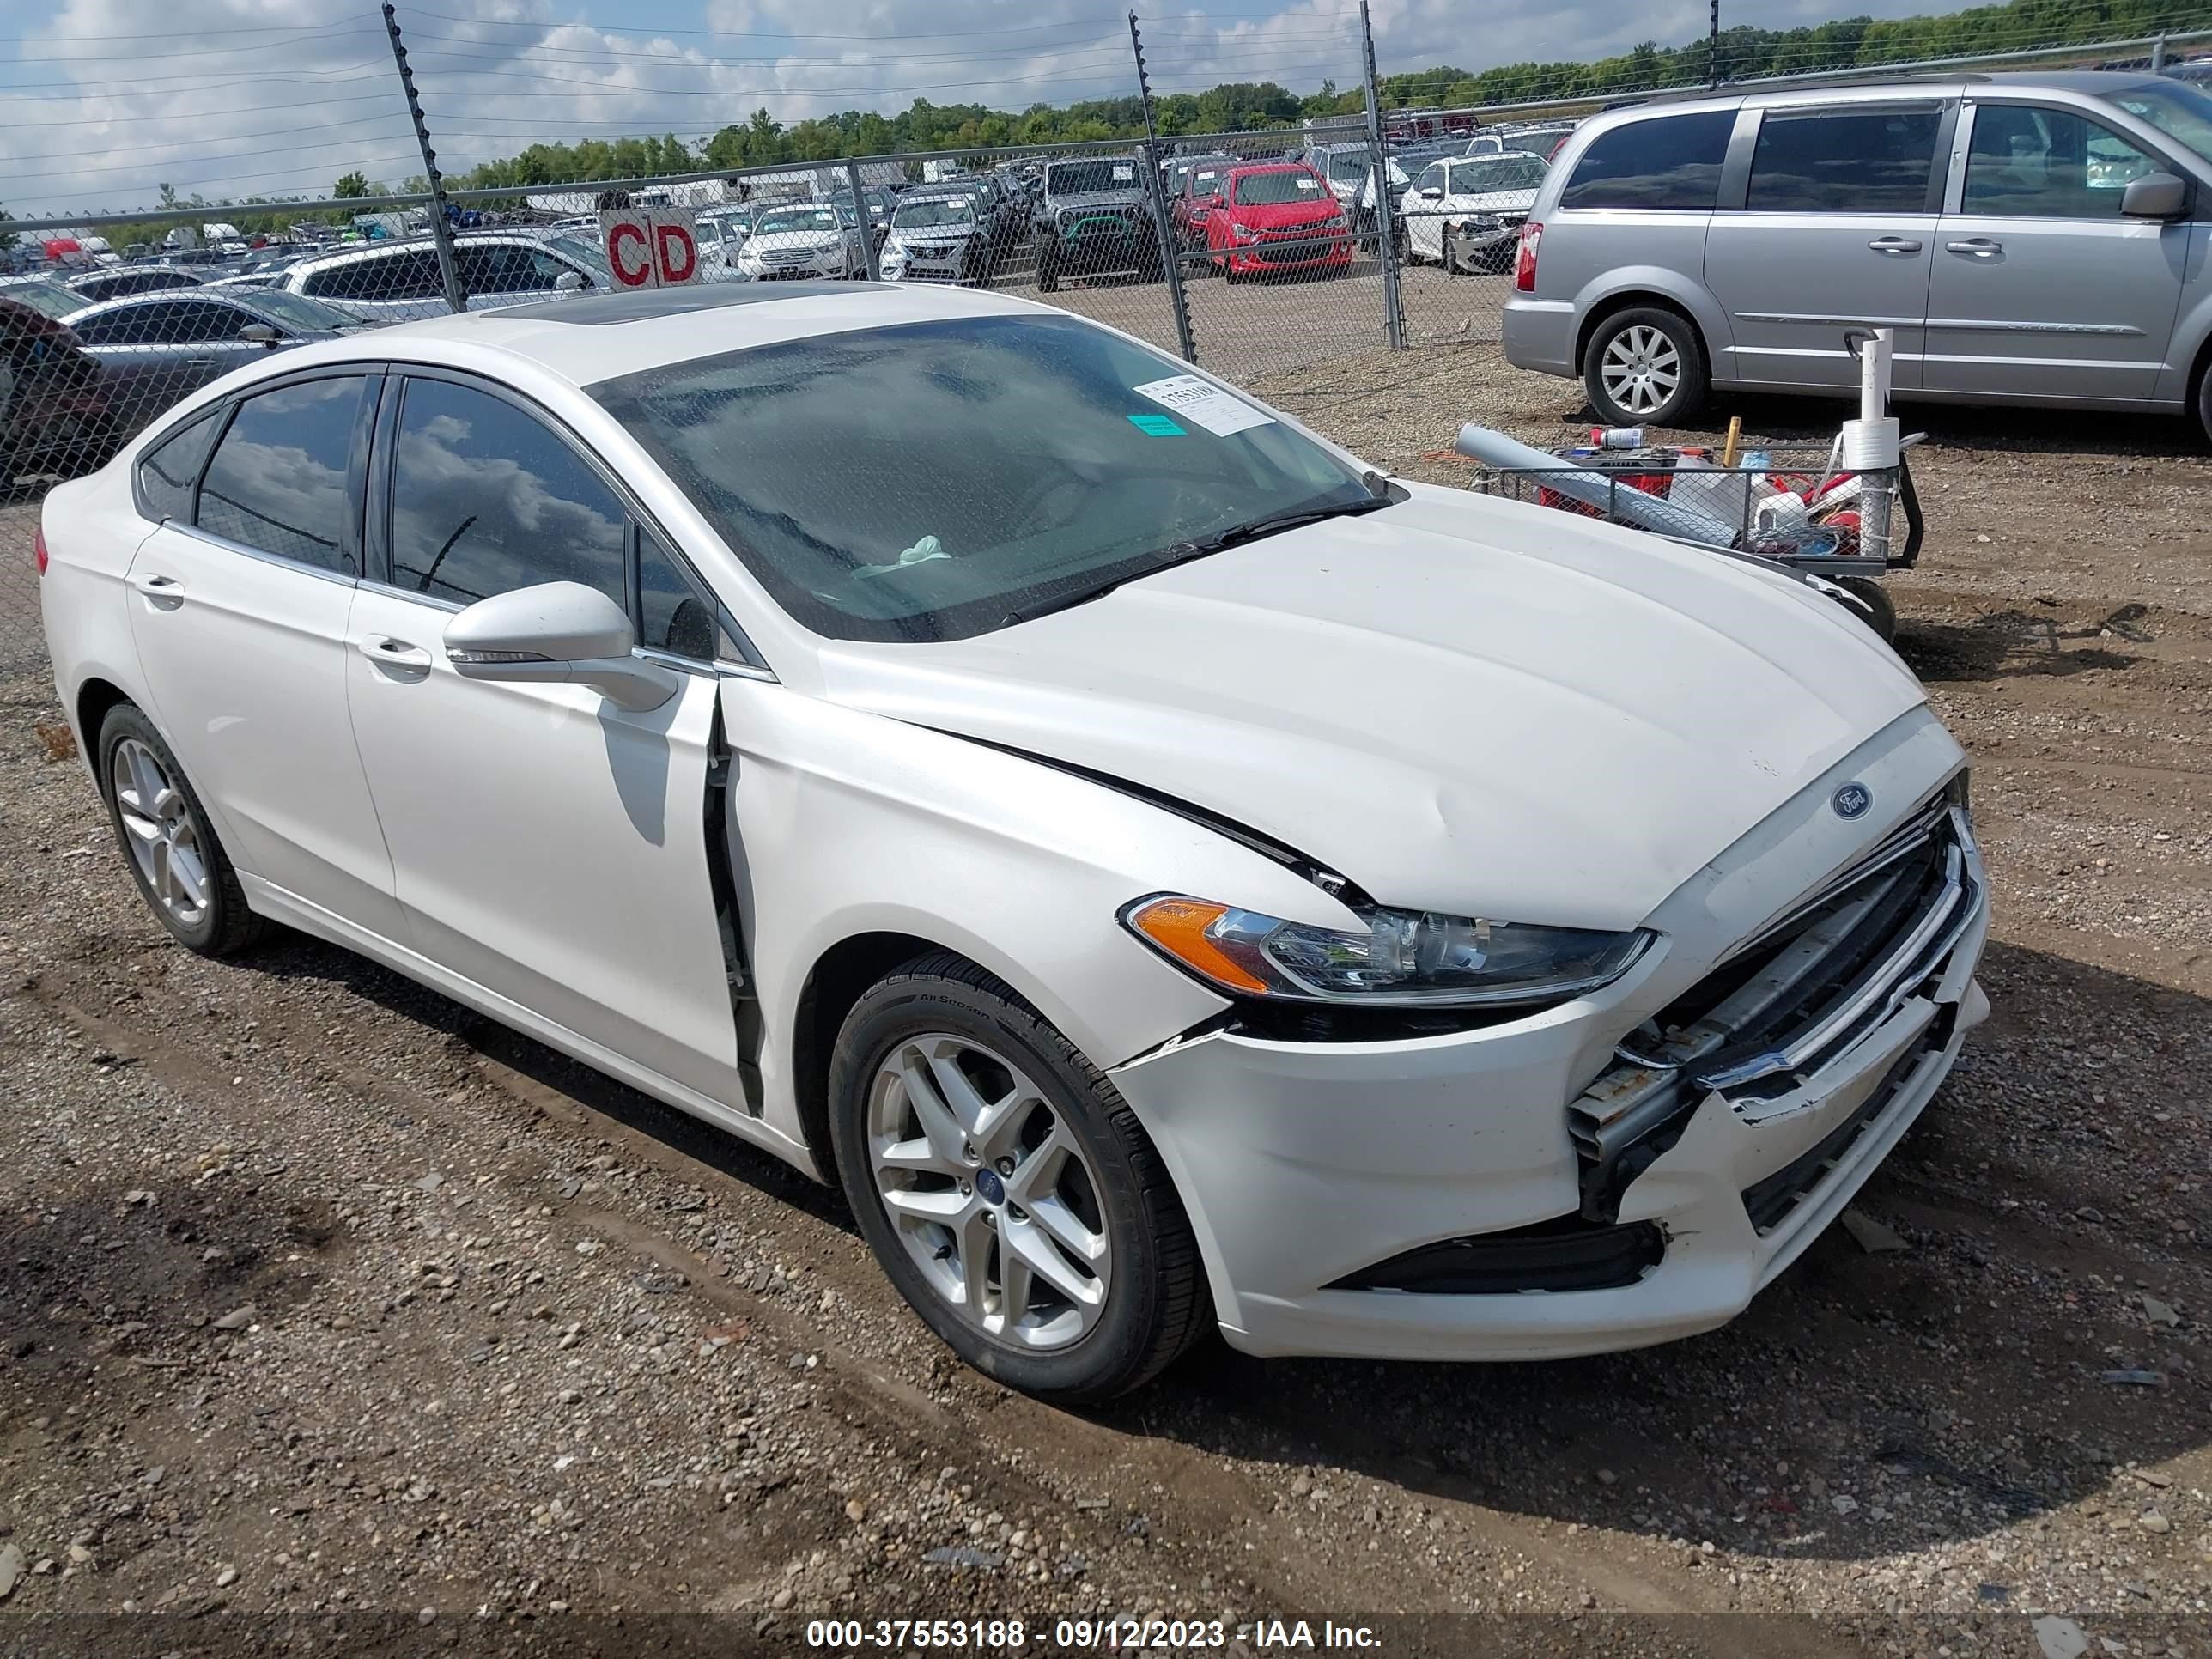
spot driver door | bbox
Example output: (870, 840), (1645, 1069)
(344, 369), (750, 1103)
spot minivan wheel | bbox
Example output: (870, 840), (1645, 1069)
(827, 953), (1208, 1403)
(98, 703), (266, 956)
(1583, 306), (1708, 428)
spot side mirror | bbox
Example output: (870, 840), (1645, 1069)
(1419, 185), (1444, 199)
(554, 269), (586, 291)
(444, 580), (677, 712)
(2121, 172), (2189, 219)
(238, 322), (280, 345)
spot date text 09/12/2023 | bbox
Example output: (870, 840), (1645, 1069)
(803, 1617), (1384, 1650)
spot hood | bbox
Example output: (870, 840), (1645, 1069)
(891, 222), (981, 244)
(747, 229), (843, 252)
(1225, 197), (1343, 228)
(1053, 191), (1146, 212)
(1451, 186), (1540, 216)
(814, 488), (1928, 933)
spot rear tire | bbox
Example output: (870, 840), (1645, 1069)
(1581, 305), (1709, 428)
(828, 953), (1209, 1404)
(97, 703), (266, 957)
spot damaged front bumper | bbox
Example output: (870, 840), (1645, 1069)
(1107, 768), (1990, 1364)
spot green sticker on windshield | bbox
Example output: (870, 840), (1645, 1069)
(1127, 413), (1185, 436)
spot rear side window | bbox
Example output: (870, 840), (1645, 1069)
(137, 412), (219, 522)
(196, 377), (368, 574)
(1559, 111), (1735, 210)
(386, 378), (628, 608)
(1747, 106), (1942, 212)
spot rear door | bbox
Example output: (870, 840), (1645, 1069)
(1704, 99), (1949, 392)
(123, 372), (404, 938)
(1924, 100), (2187, 404)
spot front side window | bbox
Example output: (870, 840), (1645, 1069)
(87, 300), (241, 346)
(1964, 105), (2160, 216)
(1747, 106), (1942, 212)
(638, 526), (732, 660)
(386, 379), (627, 607)
(1559, 110), (1735, 210)
(592, 313), (1370, 644)
(196, 376), (366, 574)
(137, 411), (220, 521)
(1416, 162), (1446, 193)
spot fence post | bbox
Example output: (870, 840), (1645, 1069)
(1128, 11), (1197, 365)
(381, 3), (467, 315)
(1708, 0), (1722, 88)
(2153, 31), (2169, 71)
(844, 159), (881, 281)
(1358, 0), (1405, 350)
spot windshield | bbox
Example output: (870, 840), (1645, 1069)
(1231, 168), (1328, 205)
(894, 198), (975, 228)
(1048, 159), (1139, 195)
(592, 313), (1370, 643)
(242, 289), (357, 331)
(0, 280), (82, 320)
(1188, 168), (1227, 198)
(2104, 79), (2212, 166)
(1324, 149), (1373, 180)
(757, 207), (842, 237)
(1450, 155), (1547, 193)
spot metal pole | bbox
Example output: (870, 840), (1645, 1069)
(2153, 31), (2169, 71)
(1708, 0), (1722, 88)
(1129, 12), (1197, 365)
(845, 159), (881, 282)
(382, 3), (466, 315)
(1358, 0), (1405, 350)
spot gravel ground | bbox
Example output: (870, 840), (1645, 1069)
(1, 298), (2209, 1659)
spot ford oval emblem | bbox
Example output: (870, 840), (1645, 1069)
(1832, 782), (1874, 821)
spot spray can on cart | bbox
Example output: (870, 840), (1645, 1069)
(1589, 427), (1644, 450)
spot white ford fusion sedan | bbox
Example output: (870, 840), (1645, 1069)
(40, 281), (1988, 1401)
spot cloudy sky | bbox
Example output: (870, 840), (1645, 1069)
(4, 0), (1945, 220)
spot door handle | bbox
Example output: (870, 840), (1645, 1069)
(1947, 238), (2003, 257)
(131, 572), (185, 604)
(1866, 236), (1923, 253)
(359, 635), (432, 671)
(184, 357), (216, 368)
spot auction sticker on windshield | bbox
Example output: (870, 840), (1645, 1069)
(1132, 374), (1275, 437)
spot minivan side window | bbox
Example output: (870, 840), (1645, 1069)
(1963, 105), (2161, 217)
(386, 378), (628, 608)
(195, 377), (367, 575)
(1746, 106), (1943, 212)
(1558, 111), (1735, 210)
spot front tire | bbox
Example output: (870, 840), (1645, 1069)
(827, 954), (1208, 1403)
(1582, 305), (1709, 428)
(98, 703), (266, 956)
(1835, 575), (1899, 643)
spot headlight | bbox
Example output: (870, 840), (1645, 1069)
(1461, 214), (1499, 231)
(1228, 219), (1258, 238)
(1123, 895), (1651, 1007)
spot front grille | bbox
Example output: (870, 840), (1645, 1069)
(1568, 793), (1979, 1224)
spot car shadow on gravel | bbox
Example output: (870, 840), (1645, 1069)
(1896, 603), (2149, 683)
(235, 931), (845, 1227)
(1120, 939), (2209, 1565)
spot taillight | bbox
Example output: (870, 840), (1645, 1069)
(33, 527), (48, 577)
(1514, 221), (1542, 293)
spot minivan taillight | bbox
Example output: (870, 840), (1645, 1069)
(33, 527), (48, 577)
(1514, 221), (1541, 293)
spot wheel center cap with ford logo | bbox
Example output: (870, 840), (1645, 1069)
(1832, 782), (1873, 820)
(975, 1168), (1006, 1205)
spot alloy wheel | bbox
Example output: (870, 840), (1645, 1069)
(112, 737), (210, 927)
(1600, 324), (1681, 416)
(866, 1033), (1111, 1350)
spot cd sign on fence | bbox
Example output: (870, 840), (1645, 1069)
(599, 208), (699, 289)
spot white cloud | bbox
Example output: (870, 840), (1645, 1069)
(0, 0), (1966, 220)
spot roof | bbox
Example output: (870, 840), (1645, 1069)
(257, 278), (1049, 390)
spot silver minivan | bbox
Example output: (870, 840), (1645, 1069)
(1504, 71), (2212, 435)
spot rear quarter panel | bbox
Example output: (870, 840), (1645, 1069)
(40, 467), (156, 775)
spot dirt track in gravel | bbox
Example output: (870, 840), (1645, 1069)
(0, 318), (2209, 1659)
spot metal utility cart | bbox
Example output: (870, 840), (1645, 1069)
(1454, 331), (1924, 642)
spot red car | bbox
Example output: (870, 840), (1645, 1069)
(1204, 162), (1352, 282)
